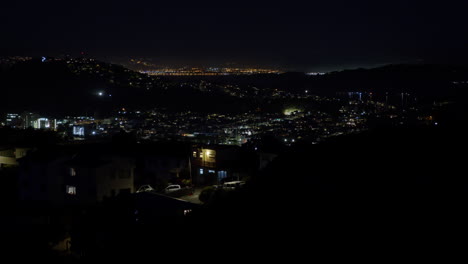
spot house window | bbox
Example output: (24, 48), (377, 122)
(70, 168), (76, 176)
(208, 170), (215, 174)
(193, 151), (197, 158)
(66, 185), (77, 195)
(218, 171), (227, 182)
(199, 168), (204, 175)
(218, 171), (227, 179)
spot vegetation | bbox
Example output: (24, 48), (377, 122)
(199, 186), (216, 204)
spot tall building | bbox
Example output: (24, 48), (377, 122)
(5, 113), (21, 128)
(21, 112), (39, 129)
(33, 117), (57, 130)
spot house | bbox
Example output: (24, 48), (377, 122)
(0, 146), (31, 167)
(190, 145), (278, 186)
(191, 145), (252, 186)
(18, 144), (135, 205)
(63, 155), (135, 204)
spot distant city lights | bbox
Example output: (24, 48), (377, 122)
(141, 67), (283, 76)
(306, 72), (326, 76)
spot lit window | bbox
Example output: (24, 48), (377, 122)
(208, 170), (215, 173)
(218, 171), (227, 179)
(70, 168), (76, 176)
(66, 185), (77, 195)
(193, 151), (197, 158)
(199, 168), (204, 175)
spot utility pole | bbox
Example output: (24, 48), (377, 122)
(189, 155), (193, 186)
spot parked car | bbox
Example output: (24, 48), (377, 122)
(223, 181), (245, 190)
(164, 184), (182, 194)
(136, 184), (155, 193)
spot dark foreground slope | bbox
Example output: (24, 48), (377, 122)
(186, 124), (468, 260)
(7, 125), (464, 261)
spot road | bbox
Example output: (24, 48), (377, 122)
(179, 188), (203, 204)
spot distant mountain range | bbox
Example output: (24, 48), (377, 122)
(213, 64), (468, 97)
(315, 64), (468, 96)
(1, 58), (468, 116)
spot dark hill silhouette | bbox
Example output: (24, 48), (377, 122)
(0, 59), (252, 115)
(2, 124), (465, 260)
(0, 59), (116, 116)
(314, 64), (468, 100)
(174, 64), (468, 97)
(2, 61), (468, 116)
(181, 124), (468, 259)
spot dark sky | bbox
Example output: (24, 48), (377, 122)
(2, 1), (468, 71)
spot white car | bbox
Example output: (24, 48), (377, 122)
(164, 184), (182, 194)
(136, 185), (155, 193)
(223, 181), (245, 190)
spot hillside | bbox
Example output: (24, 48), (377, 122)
(2, 59), (468, 116)
(312, 64), (468, 99)
(0, 58), (249, 116)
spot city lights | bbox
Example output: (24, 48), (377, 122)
(2, 1), (466, 259)
(141, 67), (283, 76)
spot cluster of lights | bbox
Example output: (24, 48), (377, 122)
(141, 67), (282, 76)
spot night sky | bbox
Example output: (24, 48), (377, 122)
(2, 1), (468, 71)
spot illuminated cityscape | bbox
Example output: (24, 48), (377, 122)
(2, 57), (439, 147)
(141, 67), (283, 76)
(2, 1), (468, 261)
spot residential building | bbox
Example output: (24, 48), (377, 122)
(18, 145), (135, 205)
(0, 146), (31, 167)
